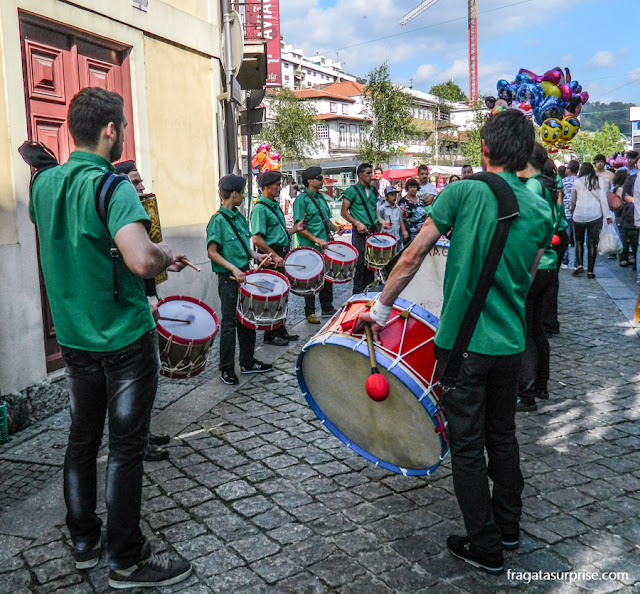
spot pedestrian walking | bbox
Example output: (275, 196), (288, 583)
(398, 178), (428, 241)
(561, 160), (580, 267)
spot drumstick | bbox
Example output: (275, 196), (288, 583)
(180, 258), (200, 272)
(257, 255), (273, 271)
(159, 316), (191, 324)
(316, 242), (342, 255)
(230, 276), (272, 291)
(285, 263), (307, 268)
(364, 325), (389, 401)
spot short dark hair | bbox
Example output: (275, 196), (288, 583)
(528, 143), (548, 172)
(374, 167), (383, 173)
(417, 164), (429, 173)
(593, 154), (606, 163)
(612, 168), (628, 188)
(68, 87), (125, 148)
(558, 165), (566, 178)
(357, 163), (372, 176)
(480, 109), (534, 172)
(567, 160), (579, 174)
(405, 177), (419, 189)
(626, 150), (639, 162)
(220, 188), (232, 200)
(461, 164), (473, 171)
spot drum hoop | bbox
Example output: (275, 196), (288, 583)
(284, 247), (325, 283)
(157, 295), (220, 345)
(241, 270), (291, 302)
(298, 337), (447, 476)
(325, 242), (358, 265)
(236, 311), (285, 331)
(366, 233), (397, 251)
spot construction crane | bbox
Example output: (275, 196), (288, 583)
(401, 0), (478, 106)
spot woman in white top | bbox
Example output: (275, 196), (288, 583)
(570, 162), (613, 278)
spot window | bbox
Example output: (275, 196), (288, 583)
(317, 124), (329, 139)
(339, 124), (346, 142)
(342, 104), (349, 115)
(330, 102), (337, 113)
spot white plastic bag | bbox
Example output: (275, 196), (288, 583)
(597, 220), (623, 256)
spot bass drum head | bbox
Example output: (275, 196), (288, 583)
(298, 334), (445, 476)
(285, 248), (324, 281)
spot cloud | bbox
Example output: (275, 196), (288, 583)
(626, 68), (640, 83)
(414, 64), (440, 83)
(589, 51), (615, 68)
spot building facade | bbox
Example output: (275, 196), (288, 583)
(280, 42), (355, 90)
(0, 0), (264, 399)
(631, 106), (640, 153)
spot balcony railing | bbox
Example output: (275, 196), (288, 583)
(231, 1), (265, 41)
(328, 139), (361, 153)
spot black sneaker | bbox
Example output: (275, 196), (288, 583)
(536, 389), (549, 401)
(149, 433), (170, 446)
(516, 397), (537, 412)
(283, 332), (299, 341)
(144, 446), (169, 462)
(321, 308), (337, 318)
(501, 531), (520, 550)
(221, 369), (239, 385)
(264, 336), (289, 346)
(74, 539), (102, 570)
(572, 266), (584, 276)
(447, 535), (504, 575)
(108, 552), (192, 589)
(240, 360), (272, 374)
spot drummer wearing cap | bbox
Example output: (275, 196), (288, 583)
(294, 166), (343, 324)
(251, 170), (306, 345)
(207, 174), (273, 385)
(341, 163), (379, 293)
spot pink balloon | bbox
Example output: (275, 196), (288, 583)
(579, 91), (589, 105)
(559, 84), (573, 103)
(543, 68), (562, 86)
(518, 68), (543, 83)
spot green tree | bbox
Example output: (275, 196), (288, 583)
(359, 63), (415, 167)
(580, 101), (634, 135)
(429, 80), (468, 103)
(260, 89), (319, 164)
(461, 107), (488, 166)
(571, 122), (625, 162)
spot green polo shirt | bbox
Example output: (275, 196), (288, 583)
(250, 197), (289, 248)
(525, 176), (558, 271)
(293, 189), (333, 251)
(206, 206), (251, 272)
(430, 172), (554, 355)
(342, 181), (378, 228)
(28, 151), (155, 352)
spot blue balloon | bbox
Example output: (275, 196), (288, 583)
(515, 82), (543, 109)
(497, 79), (510, 92)
(515, 73), (532, 86)
(569, 80), (579, 92)
(534, 96), (565, 125)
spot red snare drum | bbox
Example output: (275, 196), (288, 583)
(157, 296), (219, 379)
(297, 294), (448, 476)
(324, 241), (358, 284)
(365, 233), (398, 271)
(236, 270), (290, 331)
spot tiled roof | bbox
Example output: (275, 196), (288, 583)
(291, 89), (356, 103)
(314, 114), (369, 122)
(319, 80), (366, 96)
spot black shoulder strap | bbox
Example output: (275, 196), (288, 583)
(217, 209), (252, 259)
(440, 172), (520, 390)
(302, 189), (332, 238)
(256, 199), (289, 237)
(351, 184), (377, 229)
(95, 172), (129, 302)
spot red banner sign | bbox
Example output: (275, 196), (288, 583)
(243, 1), (281, 88)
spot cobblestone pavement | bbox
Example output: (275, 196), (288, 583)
(1, 266), (640, 593)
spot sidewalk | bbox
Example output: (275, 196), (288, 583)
(1, 266), (639, 593)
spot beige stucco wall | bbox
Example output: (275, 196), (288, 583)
(161, 0), (210, 22)
(0, 41), (17, 246)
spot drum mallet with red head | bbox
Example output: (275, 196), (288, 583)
(364, 325), (390, 401)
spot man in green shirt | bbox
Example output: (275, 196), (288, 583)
(341, 163), (379, 293)
(251, 170), (305, 345)
(359, 110), (553, 575)
(29, 88), (191, 588)
(207, 175), (272, 385)
(294, 166), (343, 323)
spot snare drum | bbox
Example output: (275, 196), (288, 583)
(365, 233), (398, 271)
(284, 247), (325, 296)
(157, 296), (219, 379)
(236, 270), (290, 331)
(324, 241), (358, 284)
(298, 294), (448, 476)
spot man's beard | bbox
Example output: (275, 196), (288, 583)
(109, 128), (125, 162)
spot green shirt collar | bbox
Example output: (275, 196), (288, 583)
(356, 181), (372, 193)
(220, 205), (241, 217)
(258, 196), (279, 206)
(68, 151), (115, 171)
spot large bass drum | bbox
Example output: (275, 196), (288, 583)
(297, 294), (448, 476)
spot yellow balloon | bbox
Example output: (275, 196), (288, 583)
(540, 81), (562, 98)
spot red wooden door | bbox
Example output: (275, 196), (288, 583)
(20, 14), (136, 371)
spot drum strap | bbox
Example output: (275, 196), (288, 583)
(352, 184), (378, 231)
(302, 189), (332, 239)
(217, 210), (252, 259)
(256, 200), (290, 243)
(440, 172), (520, 391)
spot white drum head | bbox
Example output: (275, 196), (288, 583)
(158, 299), (217, 340)
(367, 234), (397, 249)
(327, 242), (358, 262)
(244, 272), (288, 296)
(285, 249), (324, 280)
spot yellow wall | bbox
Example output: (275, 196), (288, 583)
(161, 0), (209, 21)
(144, 36), (219, 227)
(0, 41), (17, 245)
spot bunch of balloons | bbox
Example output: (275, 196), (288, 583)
(251, 143), (282, 173)
(607, 153), (627, 170)
(485, 67), (588, 151)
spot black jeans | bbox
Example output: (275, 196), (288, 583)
(61, 329), (159, 569)
(304, 282), (334, 316)
(436, 347), (524, 555)
(352, 230), (374, 294)
(545, 229), (569, 333)
(620, 227), (638, 263)
(520, 270), (554, 398)
(574, 217), (602, 273)
(218, 272), (256, 370)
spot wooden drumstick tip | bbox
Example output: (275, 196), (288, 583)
(257, 255), (272, 271)
(180, 258), (200, 272)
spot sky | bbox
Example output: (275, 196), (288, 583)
(278, 0), (640, 109)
